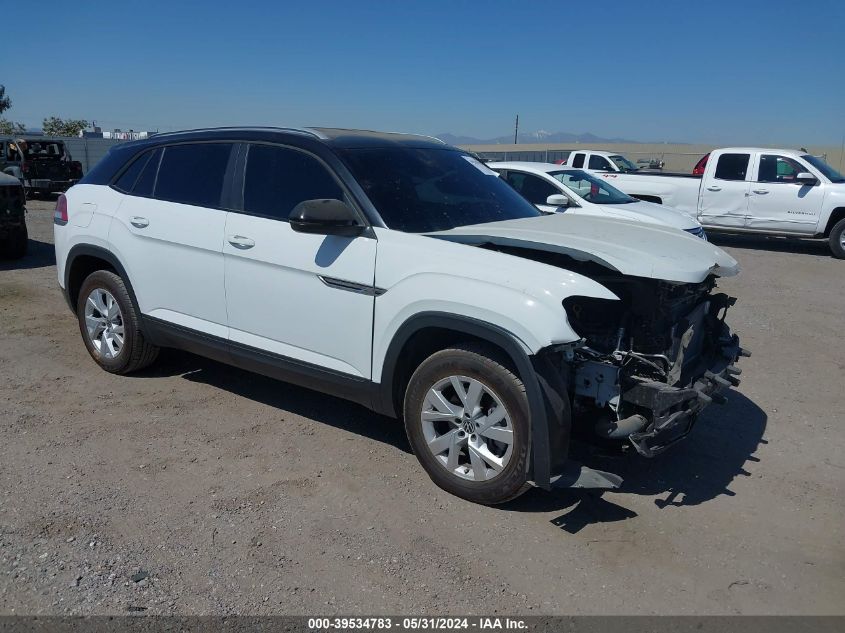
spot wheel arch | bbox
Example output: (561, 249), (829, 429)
(374, 312), (560, 488)
(64, 244), (141, 318)
(823, 206), (845, 237)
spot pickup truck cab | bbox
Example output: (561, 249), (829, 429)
(591, 148), (845, 258)
(489, 161), (705, 238)
(1, 137), (84, 198)
(562, 150), (668, 173)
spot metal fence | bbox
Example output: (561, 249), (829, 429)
(62, 138), (126, 173)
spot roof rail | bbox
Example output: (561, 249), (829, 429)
(149, 126), (325, 139)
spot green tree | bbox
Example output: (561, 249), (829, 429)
(0, 85), (11, 116)
(0, 119), (27, 135)
(42, 116), (89, 137)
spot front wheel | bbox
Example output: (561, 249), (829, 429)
(829, 218), (845, 259)
(403, 344), (532, 505)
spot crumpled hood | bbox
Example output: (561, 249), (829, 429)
(427, 213), (739, 283)
(614, 200), (699, 229)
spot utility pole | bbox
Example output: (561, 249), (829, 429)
(514, 115), (519, 145)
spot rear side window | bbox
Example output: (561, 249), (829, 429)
(714, 153), (750, 181)
(242, 144), (344, 220)
(571, 153), (585, 168)
(588, 155), (611, 170)
(113, 151), (153, 193)
(504, 171), (559, 206)
(154, 143), (233, 208)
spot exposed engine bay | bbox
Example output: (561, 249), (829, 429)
(483, 244), (749, 457)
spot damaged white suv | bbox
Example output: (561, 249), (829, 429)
(54, 128), (748, 505)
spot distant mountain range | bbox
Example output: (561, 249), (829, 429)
(436, 130), (641, 145)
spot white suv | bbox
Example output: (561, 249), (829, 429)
(54, 127), (748, 505)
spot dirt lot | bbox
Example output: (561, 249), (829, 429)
(1, 200), (843, 616)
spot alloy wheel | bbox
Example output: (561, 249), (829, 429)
(84, 288), (125, 359)
(420, 375), (514, 481)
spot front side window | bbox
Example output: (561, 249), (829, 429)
(243, 144), (344, 220)
(504, 171), (560, 206)
(549, 169), (636, 204)
(154, 143), (232, 208)
(801, 154), (845, 183)
(588, 155), (612, 171)
(757, 155), (807, 183)
(714, 153), (750, 181)
(609, 155), (639, 172)
(338, 148), (541, 233)
(570, 153), (585, 168)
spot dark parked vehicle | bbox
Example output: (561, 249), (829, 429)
(0, 171), (27, 259)
(1, 137), (83, 197)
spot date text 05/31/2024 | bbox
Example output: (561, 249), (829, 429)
(307, 617), (529, 630)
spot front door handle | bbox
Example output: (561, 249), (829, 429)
(706, 185), (722, 192)
(130, 216), (149, 228)
(752, 189), (769, 195)
(228, 235), (255, 249)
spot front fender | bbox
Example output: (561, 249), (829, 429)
(371, 230), (618, 384)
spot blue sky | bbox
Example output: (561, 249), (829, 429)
(3, 0), (843, 145)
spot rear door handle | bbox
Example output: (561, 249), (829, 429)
(130, 216), (149, 228)
(706, 185), (722, 192)
(752, 189), (769, 194)
(227, 235), (255, 249)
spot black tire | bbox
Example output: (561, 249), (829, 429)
(829, 218), (845, 259)
(403, 343), (532, 505)
(1, 224), (28, 259)
(76, 270), (159, 374)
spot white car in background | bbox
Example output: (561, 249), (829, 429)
(489, 161), (707, 239)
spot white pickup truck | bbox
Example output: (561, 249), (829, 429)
(581, 148), (845, 258)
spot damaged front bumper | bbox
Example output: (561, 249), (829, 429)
(622, 327), (748, 457)
(571, 293), (749, 459)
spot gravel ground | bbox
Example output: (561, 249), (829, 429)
(1, 200), (843, 615)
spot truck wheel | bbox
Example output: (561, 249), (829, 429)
(403, 344), (531, 505)
(76, 270), (159, 374)
(1, 225), (28, 260)
(829, 218), (845, 259)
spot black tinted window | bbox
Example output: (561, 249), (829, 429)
(339, 148), (541, 232)
(243, 144), (343, 220)
(132, 148), (161, 197)
(588, 155), (611, 170)
(714, 153), (750, 181)
(154, 143), (232, 207)
(113, 151), (152, 192)
(505, 172), (559, 206)
(571, 153), (585, 168)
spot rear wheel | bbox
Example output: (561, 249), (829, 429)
(829, 218), (845, 259)
(76, 270), (159, 374)
(403, 344), (531, 505)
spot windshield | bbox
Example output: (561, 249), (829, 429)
(609, 155), (639, 172)
(801, 154), (845, 183)
(549, 169), (637, 204)
(19, 140), (66, 159)
(338, 148), (542, 232)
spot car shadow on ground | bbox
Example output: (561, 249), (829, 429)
(138, 349), (412, 454)
(0, 239), (56, 271)
(502, 390), (767, 533)
(136, 350), (766, 531)
(709, 232), (832, 257)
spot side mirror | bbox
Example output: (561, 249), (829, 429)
(546, 194), (570, 208)
(289, 199), (364, 237)
(795, 172), (819, 186)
